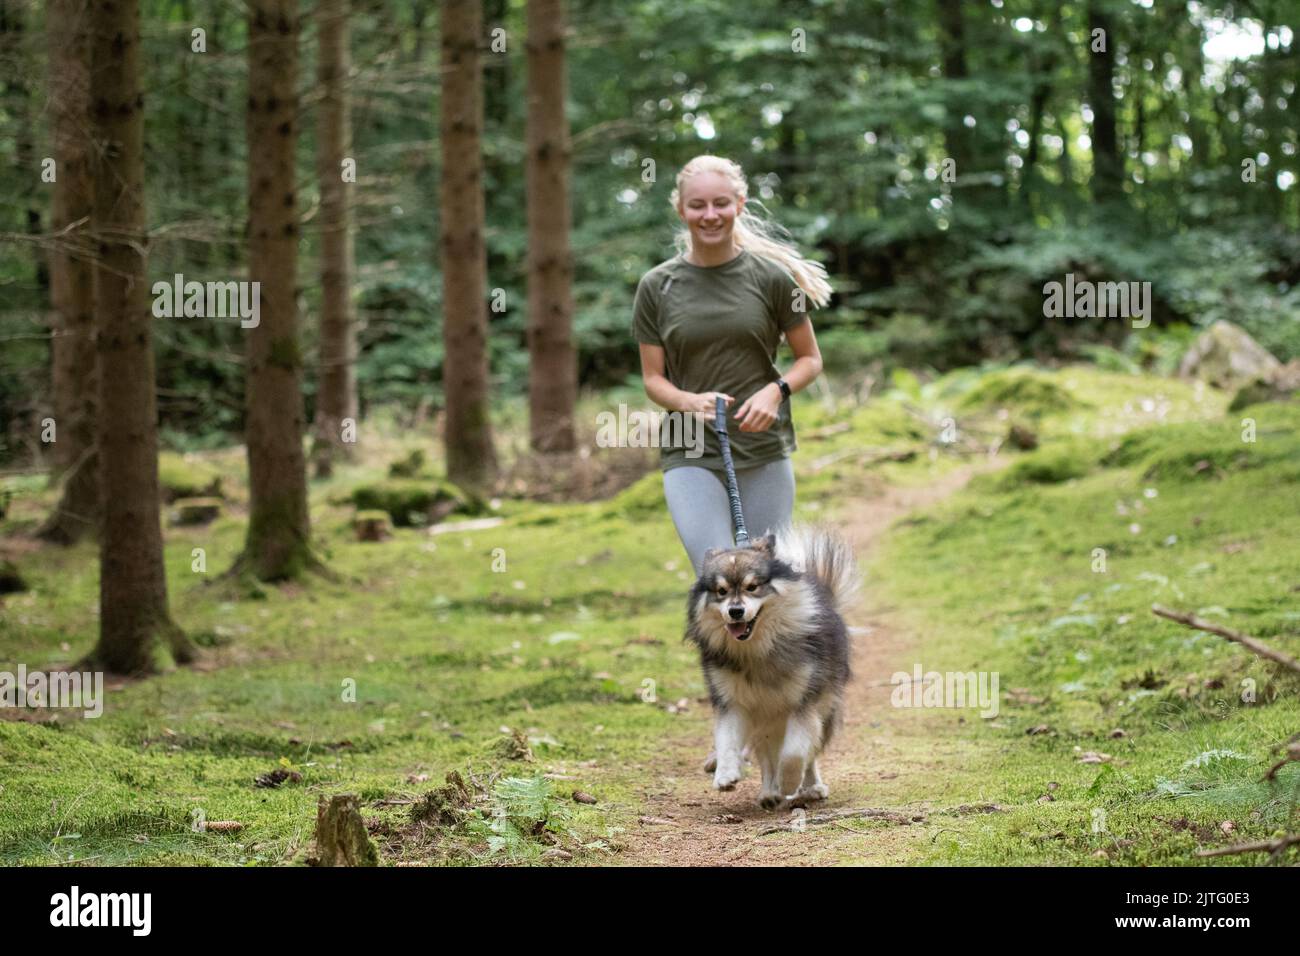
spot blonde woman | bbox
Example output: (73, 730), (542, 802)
(633, 154), (832, 575)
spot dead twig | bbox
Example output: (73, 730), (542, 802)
(1195, 834), (1300, 860)
(1151, 605), (1300, 675)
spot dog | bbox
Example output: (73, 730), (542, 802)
(684, 524), (858, 810)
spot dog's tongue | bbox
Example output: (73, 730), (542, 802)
(725, 621), (749, 639)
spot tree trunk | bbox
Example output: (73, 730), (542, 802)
(439, 0), (497, 495)
(87, 0), (193, 674)
(1023, 76), (1049, 204)
(935, 0), (974, 181)
(1180, 39), (1208, 170)
(1087, 0), (1122, 203)
(239, 0), (314, 580)
(525, 0), (576, 454)
(1, 0), (47, 296)
(311, 0), (358, 479)
(482, 0), (512, 334)
(1055, 107), (1075, 193)
(38, 0), (99, 544)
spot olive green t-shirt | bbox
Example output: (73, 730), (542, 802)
(632, 249), (809, 473)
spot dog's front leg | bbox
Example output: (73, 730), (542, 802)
(756, 730), (785, 809)
(776, 711), (821, 803)
(712, 707), (747, 791)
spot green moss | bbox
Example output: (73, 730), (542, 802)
(5, 367), (1295, 867)
(158, 452), (223, 502)
(598, 472), (663, 520)
(995, 438), (1097, 486)
(1101, 403), (1299, 482)
(387, 449), (429, 479)
(958, 368), (1086, 419)
(877, 396), (1300, 865)
(171, 497), (223, 525)
(1228, 377), (1299, 413)
(350, 479), (465, 527)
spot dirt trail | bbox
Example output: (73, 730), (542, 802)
(615, 465), (983, 866)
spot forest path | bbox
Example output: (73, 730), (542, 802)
(613, 464), (989, 866)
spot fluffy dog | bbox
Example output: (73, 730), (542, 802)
(684, 525), (858, 809)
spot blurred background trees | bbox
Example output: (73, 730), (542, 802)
(1, 0), (1296, 464)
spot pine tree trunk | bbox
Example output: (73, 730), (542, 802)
(241, 0), (313, 580)
(935, 0), (973, 181)
(39, 0), (99, 544)
(1, 1), (47, 297)
(525, 0), (575, 454)
(311, 0), (358, 479)
(1087, 1), (1122, 203)
(439, 0), (497, 495)
(87, 0), (193, 674)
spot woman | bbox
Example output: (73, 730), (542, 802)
(633, 154), (831, 575)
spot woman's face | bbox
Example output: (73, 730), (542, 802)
(677, 171), (744, 251)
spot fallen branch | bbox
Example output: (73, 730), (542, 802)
(1195, 834), (1300, 860)
(1264, 733), (1300, 782)
(1151, 605), (1300, 675)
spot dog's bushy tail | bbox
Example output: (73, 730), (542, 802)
(773, 523), (861, 616)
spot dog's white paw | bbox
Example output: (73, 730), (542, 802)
(758, 790), (784, 810)
(713, 767), (741, 791)
(797, 782), (829, 801)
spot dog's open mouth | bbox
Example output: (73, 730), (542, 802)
(724, 610), (760, 641)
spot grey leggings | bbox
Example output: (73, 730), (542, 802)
(663, 458), (795, 576)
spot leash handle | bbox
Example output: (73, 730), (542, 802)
(714, 395), (749, 547)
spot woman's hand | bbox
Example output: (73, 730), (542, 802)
(684, 391), (734, 415)
(734, 382), (782, 432)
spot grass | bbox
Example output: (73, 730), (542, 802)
(2, 364), (1297, 865)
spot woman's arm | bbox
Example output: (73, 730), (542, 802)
(639, 343), (734, 415)
(733, 317), (823, 432)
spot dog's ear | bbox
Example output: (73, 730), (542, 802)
(703, 547), (722, 563)
(751, 534), (775, 555)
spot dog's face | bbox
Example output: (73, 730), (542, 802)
(696, 535), (784, 642)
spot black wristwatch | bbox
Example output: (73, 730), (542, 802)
(776, 377), (791, 399)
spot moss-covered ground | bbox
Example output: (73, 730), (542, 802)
(2, 364), (1296, 865)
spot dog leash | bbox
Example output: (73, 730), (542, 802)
(714, 395), (750, 546)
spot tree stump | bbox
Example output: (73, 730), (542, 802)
(0, 559), (27, 594)
(1007, 423), (1039, 450)
(309, 794), (379, 867)
(353, 510), (391, 542)
(171, 497), (222, 526)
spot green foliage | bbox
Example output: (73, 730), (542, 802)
(464, 776), (573, 860)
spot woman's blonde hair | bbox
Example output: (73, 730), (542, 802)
(669, 154), (832, 308)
